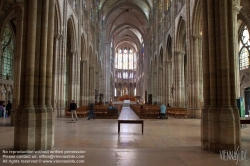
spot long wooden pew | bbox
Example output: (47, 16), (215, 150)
(65, 106), (89, 117)
(167, 107), (189, 118)
(65, 104), (122, 119)
(130, 104), (160, 119)
(130, 105), (190, 119)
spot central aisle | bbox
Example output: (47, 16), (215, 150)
(119, 106), (140, 120)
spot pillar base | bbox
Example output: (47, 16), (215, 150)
(14, 106), (36, 150)
(187, 108), (201, 118)
(35, 105), (47, 150)
(11, 111), (16, 126)
(47, 106), (54, 149)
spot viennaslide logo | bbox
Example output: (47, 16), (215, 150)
(220, 146), (248, 165)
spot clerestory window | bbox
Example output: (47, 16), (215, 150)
(1, 23), (14, 80)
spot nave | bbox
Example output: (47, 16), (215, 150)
(0, 116), (249, 166)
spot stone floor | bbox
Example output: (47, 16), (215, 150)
(0, 109), (250, 166)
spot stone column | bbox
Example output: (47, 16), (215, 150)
(46, 0), (55, 149)
(52, 33), (62, 116)
(153, 72), (157, 104)
(174, 51), (185, 107)
(12, 4), (24, 126)
(80, 60), (84, 105)
(58, 35), (65, 117)
(74, 52), (80, 103)
(14, 0), (38, 150)
(191, 35), (202, 109)
(163, 61), (167, 104)
(14, 0), (56, 150)
(101, 43), (111, 103)
(83, 60), (89, 105)
(89, 67), (95, 103)
(166, 61), (172, 105)
(201, 0), (210, 150)
(158, 67), (163, 104)
(67, 50), (75, 103)
(143, 42), (149, 99)
(201, 0), (240, 152)
(233, 1), (241, 98)
(34, 0), (50, 150)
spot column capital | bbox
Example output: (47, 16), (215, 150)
(69, 50), (77, 54)
(165, 60), (172, 64)
(233, 5), (242, 14)
(81, 59), (87, 63)
(54, 33), (62, 40)
(191, 34), (202, 40)
(232, 0), (241, 15)
(175, 51), (185, 55)
(14, 4), (24, 22)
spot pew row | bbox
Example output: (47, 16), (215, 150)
(65, 104), (122, 119)
(130, 104), (190, 119)
(130, 104), (160, 119)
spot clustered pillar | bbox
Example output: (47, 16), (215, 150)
(201, 0), (240, 152)
(14, 0), (55, 151)
(174, 51), (185, 107)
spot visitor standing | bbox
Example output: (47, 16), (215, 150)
(70, 100), (78, 121)
(6, 101), (12, 117)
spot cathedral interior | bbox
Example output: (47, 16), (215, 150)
(0, 0), (250, 165)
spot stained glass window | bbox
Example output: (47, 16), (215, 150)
(1, 23), (14, 80)
(115, 47), (137, 70)
(239, 26), (250, 70)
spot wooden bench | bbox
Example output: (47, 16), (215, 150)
(240, 117), (250, 124)
(118, 119), (144, 135)
(65, 104), (122, 119)
(167, 107), (189, 118)
(65, 106), (89, 117)
(130, 104), (160, 119)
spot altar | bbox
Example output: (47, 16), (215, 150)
(118, 95), (136, 101)
(124, 100), (130, 104)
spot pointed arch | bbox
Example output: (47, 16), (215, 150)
(166, 35), (172, 61)
(81, 34), (86, 60)
(66, 16), (77, 51)
(54, 1), (62, 34)
(176, 16), (186, 52)
(159, 47), (163, 68)
(191, 0), (202, 36)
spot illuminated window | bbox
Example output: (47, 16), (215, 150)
(1, 23), (14, 80)
(115, 47), (137, 70)
(239, 26), (250, 70)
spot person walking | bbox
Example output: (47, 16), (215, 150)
(70, 100), (78, 121)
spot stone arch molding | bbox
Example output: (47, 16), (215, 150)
(176, 16), (186, 52)
(54, 0), (63, 35)
(166, 35), (172, 61)
(240, 74), (250, 88)
(67, 15), (77, 51)
(240, 74), (250, 97)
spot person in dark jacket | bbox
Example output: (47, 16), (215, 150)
(6, 101), (12, 116)
(70, 100), (78, 121)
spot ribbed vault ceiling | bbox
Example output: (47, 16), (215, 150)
(100, 0), (151, 52)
